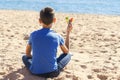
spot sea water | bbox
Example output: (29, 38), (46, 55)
(0, 0), (120, 15)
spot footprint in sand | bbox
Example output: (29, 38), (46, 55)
(66, 74), (72, 78)
(74, 59), (79, 62)
(79, 43), (84, 47)
(71, 37), (77, 41)
(97, 74), (108, 80)
(80, 65), (87, 69)
(95, 33), (103, 36)
(104, 44), (109, 47)
(0, 71), (6, 75)
(92, 69), (101, 73)
(7, 29), (11, 32)
(72, 75), (80, 80)
(100, 50), (108, 53)
(87, 75), (93, 79)
(108, 57), (112, 60)
(79, 51), (84, 53)
(10, 35), (14, 37)
(110, 34), (115, 37)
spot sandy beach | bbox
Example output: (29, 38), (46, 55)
(0, 10), (120, 80)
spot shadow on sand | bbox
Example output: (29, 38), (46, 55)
(3, 67), (47, 80)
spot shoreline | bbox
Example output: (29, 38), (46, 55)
(0, 10), (120, 80)
(0, 9), (120, 17)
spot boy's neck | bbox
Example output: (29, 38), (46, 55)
(42, 24), (52, 29)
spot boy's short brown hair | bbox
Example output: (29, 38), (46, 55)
(40, 7), (55, 25)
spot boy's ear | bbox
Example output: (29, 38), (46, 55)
(39, 18), (42, 24)
(53, 18), (56, 23)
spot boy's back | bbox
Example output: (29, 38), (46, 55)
(29, 28), (64, 74)
(22, 7), (72, 78)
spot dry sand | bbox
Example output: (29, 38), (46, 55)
(0, 10), (120, 80)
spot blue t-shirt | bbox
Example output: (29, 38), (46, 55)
(28, 28), (64, 74)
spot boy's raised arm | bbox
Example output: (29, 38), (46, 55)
(65, 22), (73, 50)
(60, 20), (73, 53)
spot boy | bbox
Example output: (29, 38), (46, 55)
(22, 7), (73, 78)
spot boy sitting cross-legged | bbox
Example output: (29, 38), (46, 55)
(22, 7), (73, 78)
